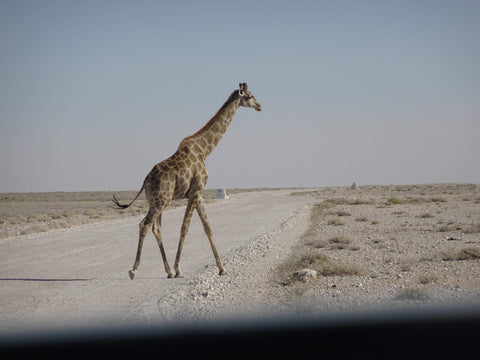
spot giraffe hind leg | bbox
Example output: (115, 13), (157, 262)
(129, 209), (158, 280)
(152, 215), (174, 278)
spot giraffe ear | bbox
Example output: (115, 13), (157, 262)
(238, 83), (247, 96)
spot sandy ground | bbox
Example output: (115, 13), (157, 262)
(1, 185), (479, 334)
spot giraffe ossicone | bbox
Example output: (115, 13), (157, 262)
(113, 83), (261, 279)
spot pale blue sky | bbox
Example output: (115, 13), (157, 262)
(1, 0), (479, 192)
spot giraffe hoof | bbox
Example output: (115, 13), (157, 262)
(174, 272), (183, 278)
(167, 273), (174, 279)
(128, 270), (137, 280)
(219, 269), (227, 276)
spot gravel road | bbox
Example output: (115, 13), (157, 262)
(1, 186), (479, 335)
(0, 190), (311, 333)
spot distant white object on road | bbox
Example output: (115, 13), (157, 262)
(213, 189), (229, 199)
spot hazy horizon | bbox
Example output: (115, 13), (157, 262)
(1, 182), (480, 195)
(1, 1), (479, 193)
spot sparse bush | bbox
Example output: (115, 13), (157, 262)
(441, 246), (480, 261)
(349, 199), (373, 205)
(325, 198), (350, 205)
(304, 236), (327, 249)
(328, 236), (351, 249)
(328, 218), (344, 226)
(419, 212), (434, 219)
(418, 274), (437, 285)
(388, 196), (447, 205)
(296, 250), (363, 277)
(317, 259), (363, 277)
(325, 198), (373, 206)
(438, 224), (463, 232)
(387, 197), (403, 205)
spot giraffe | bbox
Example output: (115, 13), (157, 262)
(112, 83), (261, 279)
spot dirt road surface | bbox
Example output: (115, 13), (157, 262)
(2, 186), (480, 336)
(0, 190), (311, 333)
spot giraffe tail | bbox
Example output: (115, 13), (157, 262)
(112, 185), (145, 209)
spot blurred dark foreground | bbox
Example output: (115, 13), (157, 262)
(1, 305), (479, 359)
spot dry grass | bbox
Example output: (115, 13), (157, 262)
(418, 274), (437, 285)
(328, 218), (345, 226)
(387, 196), (404, 205)
(438, 225), (461, 233)
(325, 198), (374, 206)
(327, 235), (352, 250)
(419, 212), (434, 219)
(387, 196), (447, 205)
(0, 188), (250, 239)
(304, 235), (357, 251)
(441, 246), (480, 261)
(311, 201), (335, 217)
(438, 223), (480, 234)
(304, 237), (327, 249)
(279, 183), (480, 299)
(276, 200), (365, 286)
(299, 201), (334, 241)
(276, 246), (364, 286)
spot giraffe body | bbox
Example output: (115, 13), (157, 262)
(113, 83), (261, 279)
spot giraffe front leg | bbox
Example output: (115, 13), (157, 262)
(196, 199), (226, 276)
(174, 199), (196, 278)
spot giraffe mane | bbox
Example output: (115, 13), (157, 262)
(181, 90), (239, 144)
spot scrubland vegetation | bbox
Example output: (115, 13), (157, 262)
(276, 183), (480, 301)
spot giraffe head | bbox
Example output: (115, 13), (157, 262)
(238, 83), (262, 111)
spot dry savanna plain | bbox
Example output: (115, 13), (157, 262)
(278, 183), (480, 309)
(0, 189), (221, 240)
(0, 183), (479, 327)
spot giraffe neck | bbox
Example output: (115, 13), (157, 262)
(181, 90), (240, 157)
